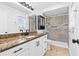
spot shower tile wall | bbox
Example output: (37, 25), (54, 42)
(46, 15), (69, 43)
(29, 15), (36, 32)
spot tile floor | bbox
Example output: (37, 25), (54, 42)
(44, 45), (69, 56)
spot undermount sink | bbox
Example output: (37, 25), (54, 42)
(26, 35), (36, 38)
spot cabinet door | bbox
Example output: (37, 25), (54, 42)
(36, 35), (47, 56)
(42, 35), (48, 55)
(29, 39), (38, 56)
(36, 37), (44, 56)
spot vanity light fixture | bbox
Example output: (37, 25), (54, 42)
(19, 2), (34, 11)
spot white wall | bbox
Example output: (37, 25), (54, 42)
(0, 3), (29, 34)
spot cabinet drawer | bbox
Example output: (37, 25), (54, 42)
(0, 42), (29, 56)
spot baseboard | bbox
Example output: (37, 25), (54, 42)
(47, 39), (68, 48)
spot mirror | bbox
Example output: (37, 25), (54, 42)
(16, 16), (27, 32)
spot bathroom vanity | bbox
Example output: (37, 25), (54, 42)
(0, 32), (47, 56)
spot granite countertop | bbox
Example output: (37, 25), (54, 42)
(0, 32), (46, 52)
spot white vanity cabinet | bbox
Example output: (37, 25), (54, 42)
(0, 35), (47, 56)
(29, 35), (47, 56)
(40, 35), (47, 55)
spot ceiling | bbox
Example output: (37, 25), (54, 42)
(26, 2), (69, 12)
(43, 6), (69, 16)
